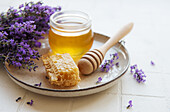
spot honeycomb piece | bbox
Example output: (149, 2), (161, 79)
(42, 53), (81, 87)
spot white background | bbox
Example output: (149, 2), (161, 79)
(0, 0), (170, 112)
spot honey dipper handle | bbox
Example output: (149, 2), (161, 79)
(98, 23), (134, 56)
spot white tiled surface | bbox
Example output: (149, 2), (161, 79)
(122, 95), (169, 112)
(122, 72), (165, 97)
(0, 0), (170, 112)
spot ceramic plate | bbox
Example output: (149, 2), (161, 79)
(4, 33), (130, 97)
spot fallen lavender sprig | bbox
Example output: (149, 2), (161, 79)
(96, 77), (102, 84)
(0, 1), (61, 71)
(16, 97), (22, 102)
(127, 100), (133, 109)
(100, 53), (119, 72)
(27, 100), (33, 106)
(34, 82), (42, 87)
(151, 61), (155, 66)
(130, 64), (146, 83)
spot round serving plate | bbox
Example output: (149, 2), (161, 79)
(4, 32), (130, 97)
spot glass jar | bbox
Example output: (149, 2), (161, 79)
(49, 11), (93, 61)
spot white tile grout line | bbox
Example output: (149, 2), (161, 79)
(127, 70), (170, 75)
(67, 97), (73, 112)
(144, 71), (170, 75)
(16, 91), (27, 112)
(120, 79), (123, 112)
(121, 93), (165, 98)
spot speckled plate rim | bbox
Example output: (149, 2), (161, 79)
(4, 33), (130, 93)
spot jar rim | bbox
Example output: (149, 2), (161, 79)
(50, 10), (91, 32)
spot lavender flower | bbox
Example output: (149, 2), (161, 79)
(127, 100), (133, 109)
(19, 4), (24, 9)
(27, 100), (33, 106)
(130, 64), (146, 83)
(115, 62), (119, 67)
(96, 77), (102, 84)
(30, 100), (33, 106)
(34, 82), (42, 87)
(151, 61), (155, 66)
(100, 53), (119, 72)
(0, 1), (61, 71)
(16, 97), (21, 102)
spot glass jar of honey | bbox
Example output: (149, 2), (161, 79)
(49, 11), (93, 61)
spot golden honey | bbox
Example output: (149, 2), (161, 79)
(49, 11), (93, 61)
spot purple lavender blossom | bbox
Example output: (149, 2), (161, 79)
(19, 4), (24, 9)
(127, 100), (133, 109)
(27, 100), (34, 106)
(30, 100), (33, 106)
(130, 64), (146, 83)
(35, 41), (41, 48)
(151, 61), (155, 66)
(115, 62), (119, 67)
(96, 77), (102, 84)
(100, 53), (119, 72)
(34, 82), (42, 87)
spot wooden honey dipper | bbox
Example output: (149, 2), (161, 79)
(78, 23), (134, 75)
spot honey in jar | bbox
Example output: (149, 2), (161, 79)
(49, 11), (93, 61)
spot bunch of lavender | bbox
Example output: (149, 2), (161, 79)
(0, 1), (61, 71)
(100, 53), (119, 72)
(130, 64), (146, 83)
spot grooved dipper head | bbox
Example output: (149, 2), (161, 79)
(78, 49), (104, 75)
